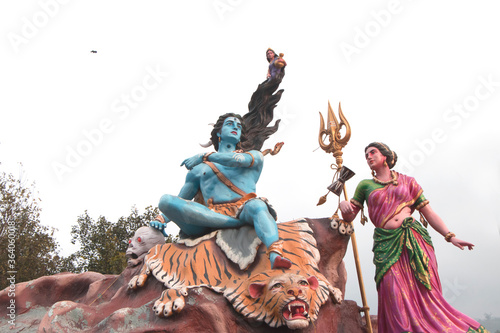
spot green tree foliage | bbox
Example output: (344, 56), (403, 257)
(65, 206), (176, 274)
(0, 165), (176, 284)
(0, 170), (61, 290)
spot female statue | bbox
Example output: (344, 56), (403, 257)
(339, 142), (487, 332)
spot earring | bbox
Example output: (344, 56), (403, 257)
(384, 161), (388, 167)
(218, 137), (221, 143)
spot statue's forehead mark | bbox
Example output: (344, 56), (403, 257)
(224, 117), (241, 125)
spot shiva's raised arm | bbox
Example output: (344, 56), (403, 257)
(205, 150), (262, 168)
(181, 151), (262, 170)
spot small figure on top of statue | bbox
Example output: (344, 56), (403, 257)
(266, 47), (286, 81)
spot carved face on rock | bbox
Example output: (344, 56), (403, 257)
(246, 272), (320, 330)
(126, 227), (165, 267)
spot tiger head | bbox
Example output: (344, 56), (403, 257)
(232, 270), (330, 330)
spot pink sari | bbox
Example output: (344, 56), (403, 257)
(357, 174), (482, 332)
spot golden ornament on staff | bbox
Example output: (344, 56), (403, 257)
(317, 101), (373, 333)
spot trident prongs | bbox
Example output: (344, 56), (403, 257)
(318, 101), (351, 168)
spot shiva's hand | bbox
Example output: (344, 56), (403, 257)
(180, 154), (203, 170)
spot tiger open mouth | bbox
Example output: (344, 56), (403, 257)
(282, 300), (309, 321)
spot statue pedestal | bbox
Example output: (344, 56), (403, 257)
(0, 218), (370, 332)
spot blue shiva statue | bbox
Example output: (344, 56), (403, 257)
(150, 76), (291, 270)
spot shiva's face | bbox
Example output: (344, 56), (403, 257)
(218, 117), (242, 143)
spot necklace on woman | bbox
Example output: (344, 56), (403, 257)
(373, 170), (398, 186)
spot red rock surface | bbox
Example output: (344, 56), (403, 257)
(0, 218), (370, 332)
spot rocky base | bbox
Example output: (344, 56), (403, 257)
(0, 218), (369, 332)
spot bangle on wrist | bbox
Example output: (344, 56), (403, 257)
(444, 232), (456, 242)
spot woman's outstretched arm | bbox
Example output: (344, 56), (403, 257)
(420, 204), (474, 250)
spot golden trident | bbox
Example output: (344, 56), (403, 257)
(317, 101), (373, 333)
(318, 101), (351, 164)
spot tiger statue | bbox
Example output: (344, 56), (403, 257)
(128, 218), (343, 330)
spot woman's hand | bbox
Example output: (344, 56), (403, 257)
(339, 200), (354, 215)
(339, 200), (359, 222)
(450, 237), (475, 250)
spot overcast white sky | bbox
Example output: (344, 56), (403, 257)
(1, 0), (499, 320)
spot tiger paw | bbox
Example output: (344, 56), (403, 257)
(153, 288), (187, 317)
(128, 273), (148, 289)
(329, 285), (343, 304)
(330, 217), (354, 235)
